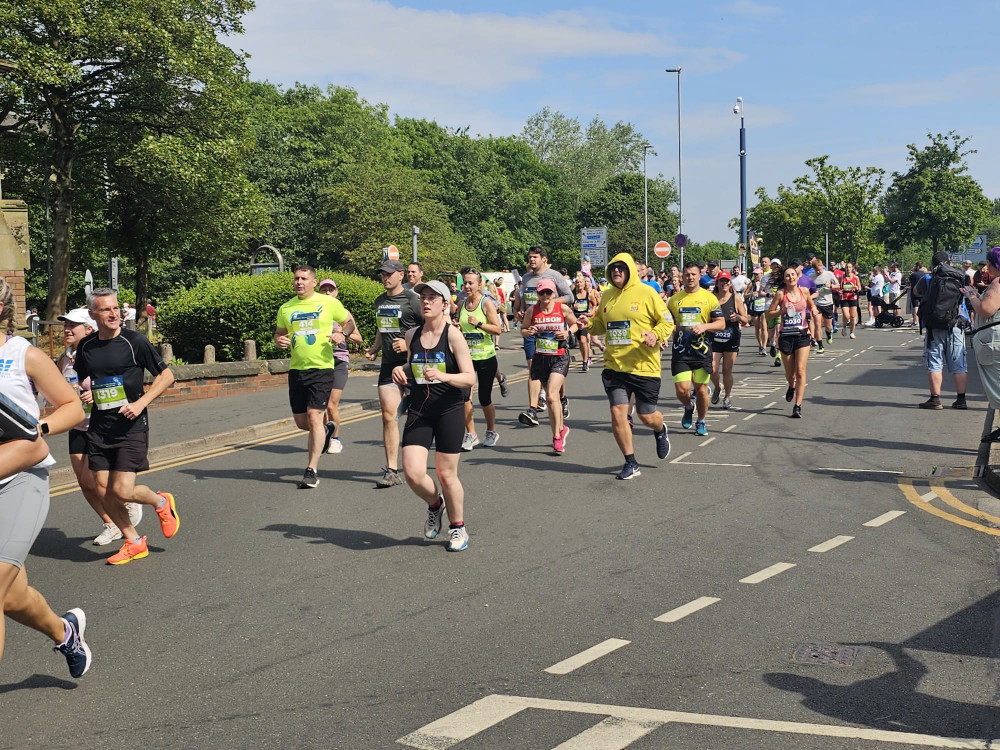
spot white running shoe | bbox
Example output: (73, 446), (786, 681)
(424, 496), (445, 539)
(93, 523), (122, 546)
(446, 526), (469, 552)
(849, 332), (856, 339)
(483, 430), (499, 447)
(327, 437), (343, 454)
(461, 432), (479, 451)
(126, 502), (142, 527)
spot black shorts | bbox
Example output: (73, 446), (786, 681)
(530, 353), (570, 382)
(402, 403), (465, 454)
(816, 304), (834, 320)
(602, 369), (661, 414)
(68, 428), (88, 456)
(671, 354), (714, 377)
(841, 299), (858, 308)
(778, 330), (812, 355)
(288, 368), (336, 413)
(379, 359), (405, 387)
(712, 328), (741, 354)
(331, 359), (349, 392)
(472, 357), (498, 407)
(87, 430), (150, 473)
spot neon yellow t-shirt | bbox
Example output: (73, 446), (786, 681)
(276, 293), (349, 370)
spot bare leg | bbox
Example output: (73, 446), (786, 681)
(435, 452), (464, 524)
(326, 388), (344, 438)
(693, 382), (710, 419)
(378, 384), (403, 471)
(402, 445), (438, 504)
(1, 563), (64, 665)
(293, 408), (327, 470)
(71, 453), (111, 524)
(610, 403), (633, 456)
(794, 347), (809, 405)
(103, 471), (161, 540)
(723, 351), (736, 397)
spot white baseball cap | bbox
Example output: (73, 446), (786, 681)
(58, 308), (97, 329)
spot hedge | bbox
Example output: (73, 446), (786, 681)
(157, 271), (384, 363)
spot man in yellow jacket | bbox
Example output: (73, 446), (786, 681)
(579, 253), (674, 480)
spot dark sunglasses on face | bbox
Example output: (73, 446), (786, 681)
(537, 290), (554, 296)
(609, 264), (627, 273)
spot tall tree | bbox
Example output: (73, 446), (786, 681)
(576, 172), (678, 260)
(881, 131), (991, 254)
(0, 0), (253, 317)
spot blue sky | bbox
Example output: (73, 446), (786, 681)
(236, 0), (1000, 247)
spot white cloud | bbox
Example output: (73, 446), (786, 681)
(844, 67), (1000, 109)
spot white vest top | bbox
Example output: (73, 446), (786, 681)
(0, 335), (55, 481)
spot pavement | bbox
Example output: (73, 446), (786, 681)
(5, 324), (1000, 749)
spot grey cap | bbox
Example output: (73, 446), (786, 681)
(379, 259), (406, 274)
(413, 280), (451, 302)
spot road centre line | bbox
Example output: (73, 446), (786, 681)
(825, 369), (833, 374)
(675, 460), (753, 467)
(723, 425), (736, 433)
(655, 596), (721, 623)
(863, 510), (907, 527)
(808, 535), (854, 553)
(739, 562), (796, 584)
(812, 376), (822, 381)
(743, 413), (756, 421)
(699, 437), (715, 447)
(670, 451), (692, 464)
(544, 638), (630, 675)
(817, 467), (903, 474)
(763, 401), (776, 409)
(835, 363), (843, 367)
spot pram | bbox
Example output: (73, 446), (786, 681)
(872, 287), (906, 328)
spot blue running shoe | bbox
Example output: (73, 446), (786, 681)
(654, 426), (670, 459)
(681, 404), (694, 430)
(695, 420), (708, 437)
(54, 608), (92, 678)
(615, 461), (641, 480)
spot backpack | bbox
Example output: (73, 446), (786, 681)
(919, 264), (966, 331)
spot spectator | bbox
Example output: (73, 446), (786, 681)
(916, 251), (968, 410)
(966, 248), (1000, 440)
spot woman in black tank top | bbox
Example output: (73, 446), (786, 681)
(709, 274), (747, 409)
(392, 280), (476, 551)
(572, 276), (593, 371)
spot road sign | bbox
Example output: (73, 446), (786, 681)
(675, 233), (687, 248)
(382, 245), (400, 262)
(581, 227), (608, 267)
(653, 241), (671, 259)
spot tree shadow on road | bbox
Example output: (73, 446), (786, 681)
(0, 673), (78, 694)
(260, 523), (429, 551)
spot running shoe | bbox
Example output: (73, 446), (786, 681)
(849, 332), (856, 339)
(518, 407), (540, 426)
(681, 404), (694, 429)
(327, 437), (343, 454)
(561, 398), (570, 420)
(841, 327), (848, 337)
(817, 343), (825, 354)
(627, 413), (634, 429)
(107, 536), (148, 565)
(772, 356), (782, 367)
(155, 492), (179, 537)
(695, 420), (708, 437)
(758, 346), (766, 355)
(792, 404), (802, 418)
(553, 425), (569, 454)
(126, 502), (142, 527)
(483, 430), (500, 447)
(981, 428), (1000, 443)
(299, 468), (319, 489)
(722, 397), (732, 410)
(582, 361), (589, 373)
(446, 526), (469, 552)
(952, 399), (968, 410)
(615, 461), (641, 480)
(918, 397), (943, 410)
(54, 608), (92, 678)
(826, 333), (833, 344)
(654, 426), (671, 459)
(711, 388), (721, 405)
(785, 386), (795, 402)
(424, 496), (445, 539)
(498, 373), (509, 398)
(322, 421), (336, 454)
(93, 523), (122, 546)
(538, 391), (547, 410)
(461, 432), (480, 451)
(769, 344), (776, 358)
(376, 467), (403, 487)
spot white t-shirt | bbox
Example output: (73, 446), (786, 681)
(731, 273), (750, 293)
(887, 271), (902, 295)
(869, 273), (884, 298)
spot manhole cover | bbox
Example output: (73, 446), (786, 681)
(790, 643), (859, 667)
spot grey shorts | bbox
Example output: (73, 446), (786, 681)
(331, 359), (349, 392)
(0, 468), (50, 568)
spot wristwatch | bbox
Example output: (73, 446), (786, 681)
(40, 421), (49, 435)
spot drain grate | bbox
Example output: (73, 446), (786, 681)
(790, 643), (859, 667)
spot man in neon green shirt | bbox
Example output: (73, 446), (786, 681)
(274, 264), (358, 488)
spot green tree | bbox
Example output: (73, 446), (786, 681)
(576, 172), (678, 261)
(746, 185), (824, 259)
(881, 132), (991, 254)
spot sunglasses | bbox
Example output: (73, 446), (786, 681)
(609, 264), (628, 273)
(537, 290), (554, 296)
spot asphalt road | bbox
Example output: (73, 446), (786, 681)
(3, 326), (999, 749)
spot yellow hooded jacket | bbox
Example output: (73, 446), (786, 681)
(585, 253), (673, 376)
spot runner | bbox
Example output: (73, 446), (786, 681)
(404, 261), (424, 291)
(458, 269), (503, 449)
(580, 253), (673, 479)
(745, 266), (769, 354)
(667, 261), (726, 436)
(710, 272), (748, 409)
(809, 257), (840, 350)
(365, 259), (423, 488)
(764, 259), (784, 366)
(318, 278), (364, 455)
(0, 282), (92, 677)
(867, 265), (885, 327)
(839, 262), (862, 338)
(767, 266), (820, 418)
(520, 278), (577, 454)
(571, 275), (595, 372)
(393, 280), (475, 552)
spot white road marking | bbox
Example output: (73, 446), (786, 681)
(825, 369), (833, 374)
(674, 460), (753, 467)
(863, 510), (907, 527)
(808, 535), (855, 553)
(722, 425), (736, 433)
(670, 451), (692, 464)
(764, 401), (777, 408)
(740, 562), (796, 584)
(835, 363), (843, 367)
(655, 596), (721, 623)
(544, 638), (631, 675)
(743, 413), (756, 421)
(699, 437), (715, 447)
(812, 375), (822, 381)
(921, 491), (938, 501)
(397, 693), (991, 749)
(551, 717), (665, 749)
(817, 467), (903, 474)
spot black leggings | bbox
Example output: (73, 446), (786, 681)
(472, 356), (498, 407)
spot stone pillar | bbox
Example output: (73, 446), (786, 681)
(243, 339), (257, 361)
(204, 345), (216, 364)
(160, 342), (173, 365)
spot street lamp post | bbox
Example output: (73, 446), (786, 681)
(734, 97), (747, 270)
(643, 143), (652, 266)
(665, 68), (683, 267)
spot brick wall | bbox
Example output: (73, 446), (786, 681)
(152, 369), (288, 407)
(1, 269), (25, 323)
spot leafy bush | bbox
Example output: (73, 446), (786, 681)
(157, 271), (384, 362)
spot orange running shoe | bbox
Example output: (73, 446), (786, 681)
(107, 536), (149, 565)
(155, 492), (179, 538)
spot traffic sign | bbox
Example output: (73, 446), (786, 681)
(653, 241), (671, 259)
(675, 233), (687, 248)
(581, 227), (608, 267)
(382, 245), (400, 262)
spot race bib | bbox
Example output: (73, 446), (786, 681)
(523, 287), (538, 305)
(782, 309), (804, 329)
(410, 351), (446, 384)
(678, 306), (700, 329)
(607, 320), (631, 346)
(843, 282), (855, 292)
(289, 310), (320, 345)
(464, 331), (486, 355)
(377, 304), (402, 334)
(752, 297), (768, 313)
(535, 333), (560, 354)
(574, 298), (589, 313)
(714, 327), (733, 342)
(92, 375), (128, 411)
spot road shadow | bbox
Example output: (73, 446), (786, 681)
(260, 523), (428, 551)
(27, 528), (162, 564)
(0, 673), (78, 694)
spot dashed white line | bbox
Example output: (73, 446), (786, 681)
(817, 467), (903, 474)
(670, 451), (692, 464)
(740, 562), (796, 584)
(834, 363), (843, 367)
(763, 401), (777, 409)
(544, 638), (631, 675)
(722, 425), (736, 433)
(743, 413), (756, 421)
(808, 535), (855, 553)
(655, 596), (722, 623)
(812, 375), (822, 381)
(863, 510), (907, 527)
(825, 369), (833, 374)
(699, 437), (715, 447)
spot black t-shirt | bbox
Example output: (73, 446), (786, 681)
(909, 270), (925, 298)
(375, 290), (423, 365)
(75, 329), (168, 437)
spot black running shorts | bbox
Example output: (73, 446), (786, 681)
(530, 352), (570, 382)
(602, 369), (661, 414)
(816, 304), (834, 320)
(87, 430), (150, 473)
(402, 403), (465, 454)
(68, 428), (89, 456)
(778, 330), (812, 355)
(288, 368), (336, 413)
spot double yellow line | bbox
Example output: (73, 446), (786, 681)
(898, 478), (1000, 537)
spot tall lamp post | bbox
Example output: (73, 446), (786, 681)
(734, 97), (747, 269)
(643, 143), (652, 265)
(665, 68), (683, 267)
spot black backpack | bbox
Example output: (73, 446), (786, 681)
(919, 263), (965, 331)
